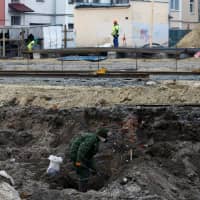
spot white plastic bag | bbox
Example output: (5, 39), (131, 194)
(47, 155), (63, 176)
(0, 170), (15, 186)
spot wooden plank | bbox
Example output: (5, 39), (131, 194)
(22, 47), (197, 56)
(0, 70), (199, 77)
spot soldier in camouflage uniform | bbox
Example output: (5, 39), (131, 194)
(69, 128), (108, 192)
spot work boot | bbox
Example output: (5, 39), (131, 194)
(78, 180), (88, 192)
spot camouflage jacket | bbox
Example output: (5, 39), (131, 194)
(69, 133), (100, 164)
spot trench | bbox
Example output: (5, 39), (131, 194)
(0, 105), (200, 198)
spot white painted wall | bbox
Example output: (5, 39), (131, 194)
(63, 0), (75, 29)
(5, 0), (75, 47)
(74, 1), (169, 47)
(5, 0), (75, 26)
(24, 0), (56, 25)
(5, 0), (54, 26)
(132, 1), (169, 47)
(6, 0), (74, 26)
(5, 0), (9, 26)
(169, 0), (199, 29)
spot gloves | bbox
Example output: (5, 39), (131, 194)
(75, 162), (81, 167)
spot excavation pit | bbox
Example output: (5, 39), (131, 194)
(0, 105), (200, 199)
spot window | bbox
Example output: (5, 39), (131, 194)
(68, 23), (74, 30)
(68, 0), (74, 4)
(189, 0), (194, 13)
(115, 0), (129, 4)
(11, 16), (21, 25)
(30, 23), (49, 25)
(75, 0), (84, 3)
(170, 0), (179, 10)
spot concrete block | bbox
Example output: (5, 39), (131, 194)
(33, 53), (41, 59)
(107, 51), (117, 59)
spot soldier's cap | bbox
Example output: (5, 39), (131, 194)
(96, 128), (109, 139)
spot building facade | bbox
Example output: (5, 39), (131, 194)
(2, 0), (74, 29)
(169, 0), (199, 29)
(4, 0), (135, 27)
(5, 0), (53, 26)
(74, 0), (169, 47)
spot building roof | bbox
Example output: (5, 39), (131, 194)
(8, 3), (34, 12)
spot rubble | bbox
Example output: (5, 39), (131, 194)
(0, 182), (21, 200)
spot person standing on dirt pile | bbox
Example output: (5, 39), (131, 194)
(111, 20), (120, 48)
(69, 128), (109, 192)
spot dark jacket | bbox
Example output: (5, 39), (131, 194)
(70, 133), (100, 164)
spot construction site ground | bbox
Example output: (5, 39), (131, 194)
(0, 57), (200, 71)
(0, 57), (200, 200)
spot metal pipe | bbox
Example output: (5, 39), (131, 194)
(53, 0), (57, 25)
(2, 29), (5, 57)
(150, 0), (154, 47)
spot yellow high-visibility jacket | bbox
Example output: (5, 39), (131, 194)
(27, 40), (35, 51)
(112, 24), (119, 37)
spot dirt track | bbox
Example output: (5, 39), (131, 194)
(0, 80), (200, 109)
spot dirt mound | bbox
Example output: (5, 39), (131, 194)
(0, 105), (200, 199)
(177, 26), (200, 48)
(0, 82), (200, 109)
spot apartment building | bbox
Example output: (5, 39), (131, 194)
(169, 0), (199, 29)
(1, 0), (74, 30)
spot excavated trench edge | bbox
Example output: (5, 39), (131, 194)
(0, 104), (200, 197)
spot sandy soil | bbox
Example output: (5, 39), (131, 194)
(0, 58), (199, 114)
(0, 81), (199, 109)
(177, 25), (200, 48)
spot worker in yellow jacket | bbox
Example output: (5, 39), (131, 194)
(27, 40), (35, 51)
(111, 20), (120, 48)
(27, 40), (36, 59)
